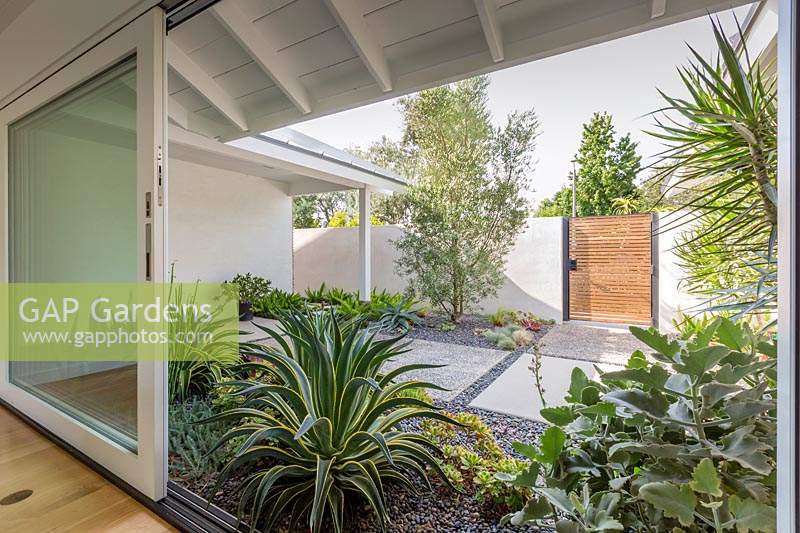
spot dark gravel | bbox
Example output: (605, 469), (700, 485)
(405, 313), (500, 349)
(350, 346), (550, 533)
(174, 322), (552, 532)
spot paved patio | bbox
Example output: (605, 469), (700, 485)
(469, 323), (643, 421)
(538, 322), (649, 365)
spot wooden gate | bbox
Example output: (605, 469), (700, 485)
(568, 214), (653, 325)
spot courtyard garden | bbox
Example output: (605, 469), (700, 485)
(167, 21), (777, 533)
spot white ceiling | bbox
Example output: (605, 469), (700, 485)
(167, 0), (756, 141)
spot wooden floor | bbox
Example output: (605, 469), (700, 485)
(0, 405), (175, 532)
(35, 365), (138, 441)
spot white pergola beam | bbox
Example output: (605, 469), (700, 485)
(167, 40), (248, 131)
(323, 0), (393, 92)
(651, 0), (667, 18)
(358, 187), (372, 301)
(211, 0), (313, 114)
(168, 96), (189, 129)
(474, 0), (504, 63)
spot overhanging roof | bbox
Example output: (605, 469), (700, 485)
(167, 0), (756, 142)
(170, 125), (405, 195)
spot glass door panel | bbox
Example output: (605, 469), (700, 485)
(0, 8), (167, 500)
(8, 58), (139, 451)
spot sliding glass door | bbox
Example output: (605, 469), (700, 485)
(0, 9), (167, 500)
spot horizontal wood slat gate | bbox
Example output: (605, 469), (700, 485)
(568, 214), (653, 325)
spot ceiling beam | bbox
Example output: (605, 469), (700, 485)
(651, 0), (667, 18)
(211, 0), (313, 114)
(168, 96), (189, 129)
(474, 0), (504, 63)
(322, 0), (392, 92)
(167, 39), (248, 131)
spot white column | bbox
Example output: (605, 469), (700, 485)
(358, 186), (372, 301)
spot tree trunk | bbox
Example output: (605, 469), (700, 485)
(749, 141), (777, 227)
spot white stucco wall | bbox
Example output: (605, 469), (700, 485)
(293, 218), (566, 322)
(168, 158), (293, 290)
(654, 212), (703, 331)
(293, 225), (407, 296)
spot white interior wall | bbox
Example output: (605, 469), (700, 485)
(168, 158), (293, 290)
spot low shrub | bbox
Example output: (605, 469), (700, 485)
(203, 311), (457, 532)
(169, 400), (237, 486)
(228, 273), (271, 304)
(420, 411), (531, 513)
(482, 325), (534, 350)
(252, 289), (306, 318)
(502, 318), (777, 532)
(488, 308), (517, 327)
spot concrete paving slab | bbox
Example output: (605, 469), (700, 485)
(383, 339), (509, 401)
(538, 322), (650, 366)
(469, 354), (621, 421)
(239, 317), (281, 343)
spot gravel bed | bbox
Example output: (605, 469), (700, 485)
(405, 313), (500, 349)
(354, 342), (550, 533)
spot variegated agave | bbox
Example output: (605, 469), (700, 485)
(204, 310), (456, 532)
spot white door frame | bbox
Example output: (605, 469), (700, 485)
(777, 0), (798, 530)
(0, 8), (168, 500)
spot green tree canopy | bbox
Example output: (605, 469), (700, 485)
(388, 76), (539, 321)
(535, 112), (642, 217)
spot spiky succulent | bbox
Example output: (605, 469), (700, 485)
(203, 310), (457, 532)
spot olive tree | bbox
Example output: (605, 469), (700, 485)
(391, 76), (538, 322)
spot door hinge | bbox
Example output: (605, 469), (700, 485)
(156, 145), (164, 207)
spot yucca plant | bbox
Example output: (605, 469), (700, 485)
(647, 18), (777, 323)
(202, 310), (457, 532)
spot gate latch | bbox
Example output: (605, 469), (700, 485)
(569, 258), (578, 271)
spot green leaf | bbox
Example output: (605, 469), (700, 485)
(536, 426), (566, 465)
(535, 487), (575, 515)
(567, 367), (590, 403)
(512, 441), (540, 461)
(724, 399), (774, 422)
(590, 512), (624, 531)
(716, 317), (748, 350)
(581, 385), (601, 406)
(729, 495), (777, 532)
(715, 425), (773, 475)
(627, 350), (648, 369)
(608, 441), (684, 460)
(630, 327), (680, 358)
(540, 406), (575, 426)
(555, 520), (581, 533)
(638, 482), (697, 527)
(689, 458), (723, 497)
(700, 382), (742, 409)
(577, 401), (617, 418)
(603, 389), (669, 418)
(508, 495), (552, 526)
(602, 366), (669, 391)
(675, 345), (730, 376)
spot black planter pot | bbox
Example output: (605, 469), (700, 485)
(239, 301), (254, 321)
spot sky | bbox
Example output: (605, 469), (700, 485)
(288, 7), (752, 206)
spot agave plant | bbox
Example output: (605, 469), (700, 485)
(203, 310), (456, 532)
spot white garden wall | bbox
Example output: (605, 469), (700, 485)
(293, 218), (567, 322)
(168, 158), (293, 290)
(293, 214), (700, 329)
(654, 212), (703, 330)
